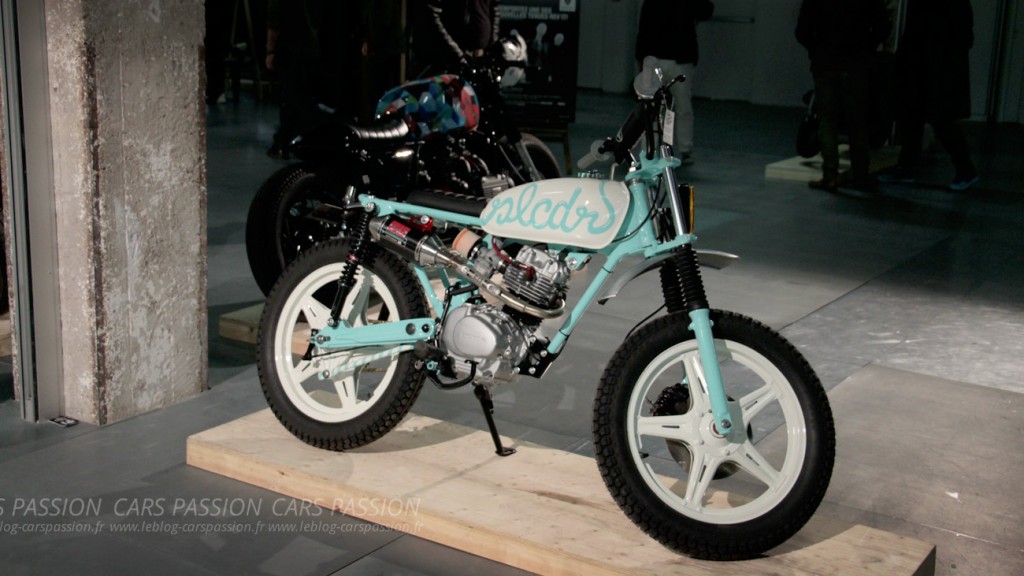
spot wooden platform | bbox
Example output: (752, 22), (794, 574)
(764, 146), (898, 183)
(187, 410), (936, 576)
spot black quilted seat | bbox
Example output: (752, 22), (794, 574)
(346, 118), (410, 145)
(405, 189), (487, 217)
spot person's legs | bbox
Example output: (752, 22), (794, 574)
(877, 104), (925, 183)
(840, 65), (873, 187)
(895, 109), (925, 172)
(672, 62), (696, 159)
(204, 1), (232, 105)
(272, 56), (320, 157)
(932, 117), (977, 189)
(811, 71), (842, 190)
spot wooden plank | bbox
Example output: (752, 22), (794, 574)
(764, 154), (832, 182)
(187, 410), (935, 576)
(217, 303), (312, 355)
(218, 303), (264, 345)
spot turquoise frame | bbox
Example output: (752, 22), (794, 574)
(319, 153), (735, 434)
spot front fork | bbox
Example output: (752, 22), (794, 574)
(662, 244), (733, 435)
(688, 309), (733, 435)
(652, 141), (733, 434)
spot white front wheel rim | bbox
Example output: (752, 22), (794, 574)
(626, 339), (808, 524)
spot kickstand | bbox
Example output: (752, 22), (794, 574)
(473, 384), (516, 457)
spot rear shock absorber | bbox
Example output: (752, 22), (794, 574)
(329, 208), (376, 326)
(659, 243), (708, 314)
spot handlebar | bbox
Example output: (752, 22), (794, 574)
(577, 101), (657, 170)
(576, 61), (688, 172)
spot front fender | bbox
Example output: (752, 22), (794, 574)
(598, 250), (739, 305)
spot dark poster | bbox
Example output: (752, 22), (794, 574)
(498, 0), (579, 125)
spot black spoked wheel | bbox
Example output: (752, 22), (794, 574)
(246, 164), (349, 295)
(257, 239), (427, 450)
(593, 310), (835, 560)
(521, 132), (562, 180)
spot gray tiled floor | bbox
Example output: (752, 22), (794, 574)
(2, 89), (1023, 575)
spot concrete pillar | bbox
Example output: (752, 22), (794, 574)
(41, 0), (206, 424)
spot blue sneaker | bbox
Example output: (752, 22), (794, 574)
(877, 166), (916, 183)
(949, 173), (979, 191)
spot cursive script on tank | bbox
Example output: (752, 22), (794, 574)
(481, 182), (618, 235)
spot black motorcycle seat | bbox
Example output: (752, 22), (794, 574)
(346, 118), (410, 144)
(405, 189), (487, 217)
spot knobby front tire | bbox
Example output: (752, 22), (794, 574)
(593, 310), (835, 560)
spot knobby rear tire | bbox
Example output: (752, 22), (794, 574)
(257, 239), (427, 450)
(522, 132), (562, 179)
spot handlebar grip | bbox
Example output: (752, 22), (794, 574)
(633, 56), (662, 99)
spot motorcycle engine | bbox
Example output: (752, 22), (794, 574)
(441, 244), (571, 385)
(419, 139), (514, 199)
(441, 304), (530, 385)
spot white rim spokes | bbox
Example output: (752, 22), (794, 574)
(738, 382), (778, 423)
(332, 375), (357, 411)
(300, 292), (333, 332)
(627, 339), (807, 523)
(732, 438), (783, 489)
(344, 273), (374, 328)
(680, 443), (720, 512)
(684, 350), (711, 414)
(635, 412), (698, 441)
(293, 272), (374, 333)
(274, 262), (403, 423)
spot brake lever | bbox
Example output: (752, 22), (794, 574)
(665, 74), (686, 90)
(577, 139), (614, 171)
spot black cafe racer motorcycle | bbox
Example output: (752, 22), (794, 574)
(246, 46), (561, 295)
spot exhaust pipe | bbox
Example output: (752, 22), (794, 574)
(369, 216), (564, 319)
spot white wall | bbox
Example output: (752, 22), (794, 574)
(696, 0), (807, 106)
(693, 0), (759, 102)
(578, 0), (641, 91)
(971, 0), (1002, 120)
(576, 0), (1013, 121)
(576, 0), (832, 106)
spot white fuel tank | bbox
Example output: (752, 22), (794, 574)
(479, 178), (630, 249)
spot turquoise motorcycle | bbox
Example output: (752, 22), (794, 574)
(257, 58), (835, 561)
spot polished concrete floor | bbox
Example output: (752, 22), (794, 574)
(1, 89), (1022, 575)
